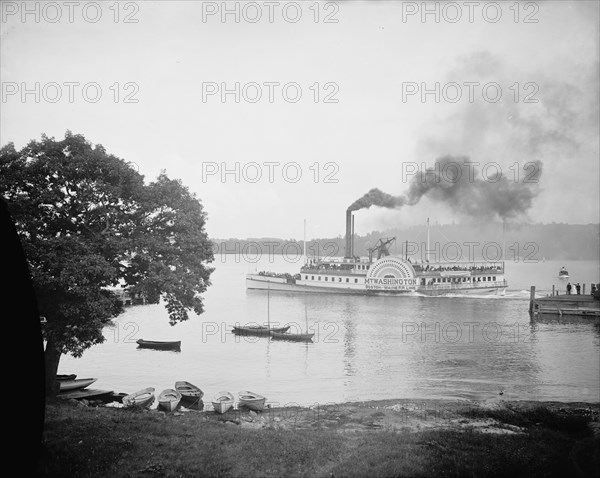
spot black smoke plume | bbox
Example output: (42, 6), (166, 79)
(348, 156), (542, 221)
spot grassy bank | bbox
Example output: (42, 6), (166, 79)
(38, 398), (599, 477)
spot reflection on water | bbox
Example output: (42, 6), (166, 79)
(60, 257), (600, 406)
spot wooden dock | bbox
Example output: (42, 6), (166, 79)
(529, 286), (600, 317)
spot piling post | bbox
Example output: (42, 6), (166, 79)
(552, 285), (555, 296)
(583, 284), (586, 295)
(529, 286), (536, 314)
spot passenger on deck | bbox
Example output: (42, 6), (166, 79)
(575, 283), (581, 295)
(566, 282), (572, 295)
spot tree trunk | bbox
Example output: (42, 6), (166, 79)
(44, 339), (62, 397)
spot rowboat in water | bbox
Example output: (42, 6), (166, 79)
(136, 339), (181, 351)
(122, 387), (155, 408)
(270, 302), (315, 342)
(56, 374), (77, 381)
(232, 282), (290, 337)
(158, 389), (182, 412)
(211, 392), (234, 414)
(270, 331), (314, 342)
(238, 391), (266, 411)
(232, 325), (290, 337)
(58, 378), (97, 392)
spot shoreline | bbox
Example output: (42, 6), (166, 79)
(58, 394), (600, 433)
(41, 396), (600, 477)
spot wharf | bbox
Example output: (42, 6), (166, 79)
(529, 286), (600, 317)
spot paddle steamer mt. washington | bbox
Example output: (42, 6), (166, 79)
(246, 210), (507, 296)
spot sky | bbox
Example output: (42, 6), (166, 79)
(1, 0), (598, 240)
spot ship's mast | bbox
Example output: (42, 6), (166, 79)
(426, 217), (430, 262)
(502, 220), (506, 262)
(303, 219), (307, 264)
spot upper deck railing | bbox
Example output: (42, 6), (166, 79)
(301, 259), (504, 275)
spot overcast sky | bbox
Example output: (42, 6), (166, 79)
(1, 1), (598, 240)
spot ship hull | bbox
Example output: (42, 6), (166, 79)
(246, 275), (507, 296)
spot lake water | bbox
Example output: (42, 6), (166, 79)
(60, 256), (600, 408)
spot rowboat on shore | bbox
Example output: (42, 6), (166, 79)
(136, 339), (181, 351)
(211, 392), (234, 414)
(232, 325), (290, 337)
(175, 381), (204, 408)
(122, 387), (155, 408)
(175, 381), (203, 400)
(158, 389), (182, 412)
(58, 378), (97, 392)
(238, 391), (266, 411)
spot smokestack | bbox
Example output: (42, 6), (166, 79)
(345, 209), (352, 258)
(351, 214), (355, 258)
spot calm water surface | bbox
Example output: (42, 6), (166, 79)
(61, 257), (600, 407)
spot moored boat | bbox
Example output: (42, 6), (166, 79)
(56, 374), (77, 381)
(58, 378), (97, 392)
(158, 389), (182, 412)
(233, 281), (291, 337)
(232, 325), (290, 336)
(271, 302), (315, 342)
(211, 391), (234, 414)
(122, 387), (155, 408)
(238, 391), (266, 411)
(270, 331), (314, 342)
(136, 339), (181, 351)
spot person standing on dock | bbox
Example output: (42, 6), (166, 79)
(566, 283), (572, 295)
(575, 283), (581, 294)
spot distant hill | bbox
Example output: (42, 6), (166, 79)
(213, 223), (600, 261)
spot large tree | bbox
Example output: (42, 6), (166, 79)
(0, 132), (214, 395)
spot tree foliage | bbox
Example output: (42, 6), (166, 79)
(0, 132), (214, 363)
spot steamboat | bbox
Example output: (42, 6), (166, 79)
(246, 210), (507, 296)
